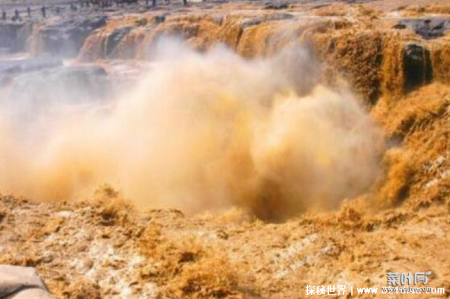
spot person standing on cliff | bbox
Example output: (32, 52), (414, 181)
(2, 10), (6, 21)
(41, 6), (46, 18)
(13, 9), (20, 21)
(27, 7), (31, 17)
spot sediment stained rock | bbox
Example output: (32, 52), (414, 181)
(403, 42), (433, 92)
(32, 16), (107, 58)
(71, 10), (449, 104)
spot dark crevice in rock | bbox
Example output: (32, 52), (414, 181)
(403, 42), (433, 93)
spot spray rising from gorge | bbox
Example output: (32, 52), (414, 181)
(0, 38), (384, 221)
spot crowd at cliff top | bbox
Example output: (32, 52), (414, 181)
(0, 0), (189, 22)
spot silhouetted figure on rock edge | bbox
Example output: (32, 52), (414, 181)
(13, 9), (21, 21)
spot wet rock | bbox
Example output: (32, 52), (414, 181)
(413, 18), (449, 40)
(0, 209), (5, 223)
(105, 26), (134, 56)
(216, 229), (229, 240)
(394, 18), (450, 40)
(0, 24), (21, 53)
(3, 65), (111, 124)
(241, 13), (294, 29)
(264, 2), (289, 10)
(0, 58), (62, 75)
(392, 23), (407, 30)
(403, 42), (433, 93)
(36, 16), (107, 58)
(154, 15), (166, 24)
(0, 58), (62, 88)
(0, 23), (31, 53)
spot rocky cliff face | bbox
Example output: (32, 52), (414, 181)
(3, 2), (447, 105)
(31, 16), (107, 58)
(0, 23), (33, 53)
